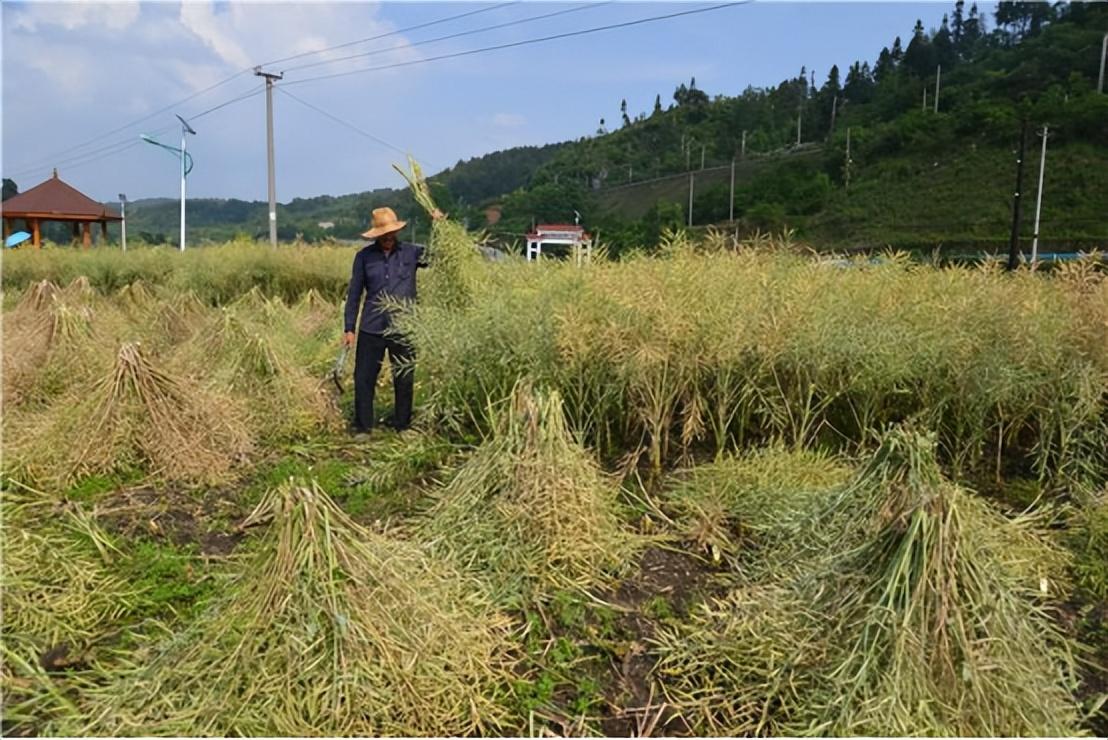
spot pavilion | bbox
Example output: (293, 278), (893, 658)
(2, 170), (122, 248)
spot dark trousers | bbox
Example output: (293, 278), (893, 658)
(354, 331), (414, 431)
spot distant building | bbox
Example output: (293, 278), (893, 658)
(525, 224), (592, 265)
(2, 169), (122, 248)
(317, 221), (335, 230)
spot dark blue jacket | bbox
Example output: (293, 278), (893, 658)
(344, 241), (426, 334)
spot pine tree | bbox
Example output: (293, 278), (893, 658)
(952, 0), (966, 47)
(933, 14), (955, 67)
(621, 99), (631, 127)
(903, 19), (937, 77)
(652, 94), (663, 116)
(891, 35), (904, 63)
(874, 47), (895, 82)
(963, 3), (983, 48)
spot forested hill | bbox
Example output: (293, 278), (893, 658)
(19, 0), (1102, 251)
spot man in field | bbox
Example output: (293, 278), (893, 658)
(343, 206), (438, 435)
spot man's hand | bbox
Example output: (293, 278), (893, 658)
(342, 331), (356, 348)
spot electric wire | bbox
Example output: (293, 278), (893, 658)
(277, 87), (444, 170)
(258, 1), (519, 69)
(8, 69), (254, 175)
(12, 4), (517, 174)
(280, 1), (612, 74)
(10, 86), (264, 183)
(283, 2), (746, 86)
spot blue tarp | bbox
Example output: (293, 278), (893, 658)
(5, 231), (31, 248)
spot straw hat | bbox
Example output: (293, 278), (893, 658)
(361, 207), (407, 239)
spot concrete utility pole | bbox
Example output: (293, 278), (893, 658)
(1099, 31), (1107, 94)
(255, 67), (283, 246)
(700, 144), (706, 170)
(934, 65), (941, 113)
(844, 126), (853, 190)
(740, 130), (747, 159)
(688, 172), (694, 227)
(923, 87), (928, 112)
(1030, 124), (1049, 267)
(1007, 121), (1028, 271)
(796, 109), (802, 146)
(729, 158), (736, 222)
(830, 95), (838, 134)
(119, 194), (127, 253)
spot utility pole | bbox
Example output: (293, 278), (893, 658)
(700, 144), (705, 170)
(729, 158), (735, 222)
(688, 172), (694, 228)
(934, 65), (941, 113)
(740, 130), (747, 159)
(1099, 31), (1108, 94)
(844, 126), (852, 190)
(255, 67), (283, 246)
(686, 140), (692, 170)
(1007, 121), (1028, 271)
(923, 87), (928, 112)
(796, 109), (802, 146)
(830, 95), (838, 134)
(119, 193), (127, 253)
(1030, 124), (1049, 267)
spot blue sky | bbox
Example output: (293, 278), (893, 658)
(1, 1), (985, 202)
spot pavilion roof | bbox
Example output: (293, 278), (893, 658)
(2, 170), (121, 221)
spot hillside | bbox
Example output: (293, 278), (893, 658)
(22, 1), (1104, 252)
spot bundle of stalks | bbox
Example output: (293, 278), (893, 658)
(393, 157), (484, 311)
(808, 428), (1082, 736)
(172, 303), (338, 440)
(656, 427), (1083, 736)
(663, 446), (851, 563)
(1, 491), (136, 731)
(2, 279), (121, 408)
(6, 341), (252, 486)
(653, 585), (830, 736)
(66, 479), (516, 737)
(418, 382), (638, 605)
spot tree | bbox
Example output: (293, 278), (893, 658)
(874, 47), (896, 82)
(995, 1), (1053, 41)
(952, 0), (966, 48)
(903, 19), (937, 76)
(621, 99), (631, 127)
(933, 14), (956, 67)
(652, 94), (663, 116)
(844, 61), (875, 103)
(2, 178), (17, 201)
(597, 117), (607, 135)
(891, 35), (904, 63)
(962, 2), (984, 47)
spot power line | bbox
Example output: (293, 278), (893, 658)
(8, 69), (254, 176)
(284, 2), (746, 86)
(259, 1), (520, 69)
(277, 87), (443, 170)
(8, 3), (520, 177)
(281, 1), (612, 74)
(10, 86), (264, 183)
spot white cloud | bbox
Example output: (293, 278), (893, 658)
(9, 0), (141, 32)
(179, 1), (252, 69)
(492, 112), (526, 128)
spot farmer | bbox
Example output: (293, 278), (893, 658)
(343, 206), (440, 434)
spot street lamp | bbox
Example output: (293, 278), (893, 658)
(175, 114), (197, 252)
(140, 115), (196, 251)
(119, 193), (127, 253)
